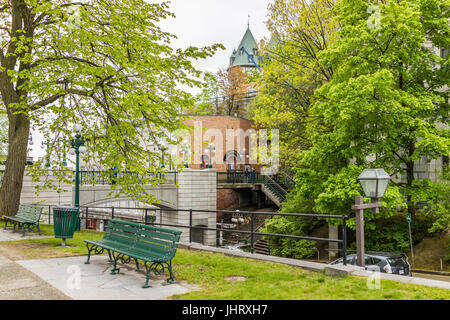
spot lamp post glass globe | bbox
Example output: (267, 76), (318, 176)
(357, 168), (391, 199)
(78, 146), (87, 154)
(73, 124), (82, 134)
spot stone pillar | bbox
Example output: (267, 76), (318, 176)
(328, 224), (339, 260)
(177, 169), (217, 246)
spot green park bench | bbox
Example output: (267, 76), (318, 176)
(84, 219), (182, 288)
(3, 204), (43, 237)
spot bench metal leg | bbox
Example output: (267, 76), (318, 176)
(85, 243), (93, 264)
(143, 261), (176, 288)
(107, 250), (113, 262)
(134, 258), (140, 271)
(85, 243), (105, 264)
(143, 263), (152, 288)
(165, 260), (176, 285)
(110, 252), (124, 275)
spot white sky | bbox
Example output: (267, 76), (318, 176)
(30, 0), (273, 161)
(159, 0), (273, 87)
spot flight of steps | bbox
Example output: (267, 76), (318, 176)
(254, 239), (270, 255)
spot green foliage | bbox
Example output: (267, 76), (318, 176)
(261, 215), (319, 259)
(418, 168), (450, 233)
(251, 0), (337, 168)
(355, 214), (435, 254)
(189, 72), (220, 115)
(280, 0), (448, 239)
(0, 1), (223, 204)
(313, 0), (449, 182)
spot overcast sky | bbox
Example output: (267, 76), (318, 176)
(159, 0), (273, 87)
(30, 0), (273, 161)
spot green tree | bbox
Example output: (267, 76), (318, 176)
(312, 0), (450, 215)
(0, 0), (222, 216)
(189, 72), (220, 115)
(251, 0), (338, 170)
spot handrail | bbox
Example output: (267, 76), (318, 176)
(77, 170), (177, 185)
(20, 203), (349, 265)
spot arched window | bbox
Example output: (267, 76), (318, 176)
(224, 150), (241, 171)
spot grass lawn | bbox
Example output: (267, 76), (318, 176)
(0, 222), (448, 300)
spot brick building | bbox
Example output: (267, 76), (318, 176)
(182, 114), (262, 173)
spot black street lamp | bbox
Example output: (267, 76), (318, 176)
(158, 143), (167, 168)
(69, 124), (87, 209)
(41, 138), (68, 167)
(352, 168), (391, 267)
(41, 141), (51, 168)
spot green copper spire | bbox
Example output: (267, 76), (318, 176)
(229, 24), (262, 68)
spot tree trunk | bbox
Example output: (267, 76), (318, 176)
(0, 112), (30, 216)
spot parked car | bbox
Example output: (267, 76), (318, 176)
(329, 252), (411, 276)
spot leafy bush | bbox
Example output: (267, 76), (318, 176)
(261, 215), (319, 259)
(418, 169), (450, 233)
(313, 165), (406, 231)
(350, 213), (435, 254)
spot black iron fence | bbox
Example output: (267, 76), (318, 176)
(35, 204), (349, 265)
(78, 170), (178, 185)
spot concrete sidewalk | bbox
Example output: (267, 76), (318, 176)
(16, 255), (192, 300)
(0, 228), (193, 300)
(0, 253), (70, 300)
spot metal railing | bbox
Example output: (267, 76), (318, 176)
(216, 171), (290, 202)
(31, 204), (349, 265)
(79, 170), (177, 185)
(217, 171), (262, 184)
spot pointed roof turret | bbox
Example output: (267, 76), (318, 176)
(229, 25), (262, 69)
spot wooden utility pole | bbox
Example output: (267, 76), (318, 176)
(351, 196), (382, 268)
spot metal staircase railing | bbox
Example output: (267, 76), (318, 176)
(262, 175), (288, 203)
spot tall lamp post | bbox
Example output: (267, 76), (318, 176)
(352, 168), (391, 267)
(205, 143), (215, 169)
(158, 144), (167, 168)
(181, 141), (190, 168)
(69, 124), (87, 209)
(42, 138), (68, 166)
(41, 141), (51, 168)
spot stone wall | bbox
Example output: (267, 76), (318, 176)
(217, 189), (240, 211)
(18, 170), (72, 206)
(175, 168), (217, 246)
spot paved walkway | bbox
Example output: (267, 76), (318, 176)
(0, 253), (69, 300)
(0, 227), (53, 242)
(0, 228), (192, 300)
(17, 255), (191, 300)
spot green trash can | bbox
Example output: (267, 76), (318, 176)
(53, 206), (80, 246)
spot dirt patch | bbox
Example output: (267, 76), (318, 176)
(0, 242), (83, 261)
(224, 276), (247, 283)
(408, 230), (449, 271)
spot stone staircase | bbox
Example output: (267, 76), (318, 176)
(254, 239), (270, 255)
